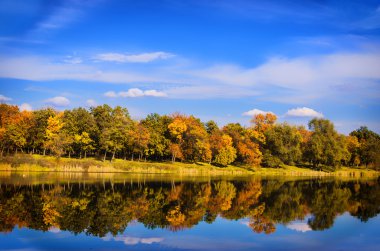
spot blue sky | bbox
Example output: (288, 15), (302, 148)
(0, 0), (380, 134)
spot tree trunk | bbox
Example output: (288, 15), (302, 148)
(103, 151), (107, 161)
(43, 148), (46, 156)
(131, 153), (134, 161)
(15, 148), (18, 154)
(68, 151), (71, 158)
(112, 150), (116, 161)
(172, 153), (176, 163)
(84, 151), (87, 159)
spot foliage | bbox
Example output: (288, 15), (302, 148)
(264, 123), (302, 166)
(0, 104), (379, 170)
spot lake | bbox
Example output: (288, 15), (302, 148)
(0, 172), (379, 251)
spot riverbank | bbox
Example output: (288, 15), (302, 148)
(0, 154), (378, 178)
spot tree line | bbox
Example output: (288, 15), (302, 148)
(0, 103), (379, 170)
(0, 179), (379, 235)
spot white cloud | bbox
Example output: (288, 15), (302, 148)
(48, 227), (61, 233)
(285, 107), (323, 118)
(144, 89), (168, 97)
(45, 96), (70, 107)
(104, 91), (117, 98)
(20, 103), (32, 111)
(0, 50), (380, 101)
(105, 88), (167, 98)
(0, 94), (12, 102)
(242, 108), (274, 116)
(286, 222), (312, 233)
(86, 99), (97, 107)
(102, 234), (163, 246)
(119, 88), (144, 97)
(94, 51), (174, 63)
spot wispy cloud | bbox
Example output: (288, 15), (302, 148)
(0, 94), (12, 102)
(105, 88), (167, 98)
(354, 5), (380, 30)
(94, 52), (175, 63)
(45, 96), (70, 107)
(285, 107), (323, 118)
(1, 49), (380, 102)
(32, 0), (99, 32)
(63, 56), (82, 64)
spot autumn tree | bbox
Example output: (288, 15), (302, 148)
(168, 115), (187, 162)
(210, 134), (237, 166)
(223, 123), (262, 168)
(129, 122), (150, 161)
(44, 113), (71, 157)
(251, 113), (277, 134)
(168, 114), (211, 163)
(182, 116), (211, 162)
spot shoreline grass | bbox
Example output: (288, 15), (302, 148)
(0, 154), (378, 178)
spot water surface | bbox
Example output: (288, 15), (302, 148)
(0, 172), (379, 250)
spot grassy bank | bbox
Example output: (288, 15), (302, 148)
(0, 154), (378, 178)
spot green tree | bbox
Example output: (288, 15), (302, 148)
(264, 123), (302, 166)
(350, 126), (380, 169)
(29, 108), (56, 155)
(63, 108), (97, 157)
(141, 113), (172, 160)
(305, 118), (348, 169)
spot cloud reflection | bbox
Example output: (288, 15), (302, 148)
(102, 234), (163, 246)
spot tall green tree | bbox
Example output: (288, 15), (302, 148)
(305, 119), (348, 169)
(350, 126), (380, 169)
(63, 108), (97, 157)
(141, 113), (172, 160)
(264, 123), (302, 166)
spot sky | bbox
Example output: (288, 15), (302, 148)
(0, 0), (380, 134)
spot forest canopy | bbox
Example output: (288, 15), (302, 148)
(0, 103), (379, 170)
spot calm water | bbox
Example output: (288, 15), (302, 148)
(0, 172), (379, 251)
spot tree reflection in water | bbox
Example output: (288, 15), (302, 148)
(0, 178), (379, 236)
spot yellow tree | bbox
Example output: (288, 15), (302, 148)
(44, 113), (71, 157)
(210, 134), (237, 166)
(4, 111), (34, 154)
(131, 122), (150, 161)
(74, 132), (94, 158)
(346, 135), (361, 166)
(168, 115), (187, 162)
(251, 113), (277, 133)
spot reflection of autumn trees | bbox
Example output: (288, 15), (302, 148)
(0, 178), (379, 236)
